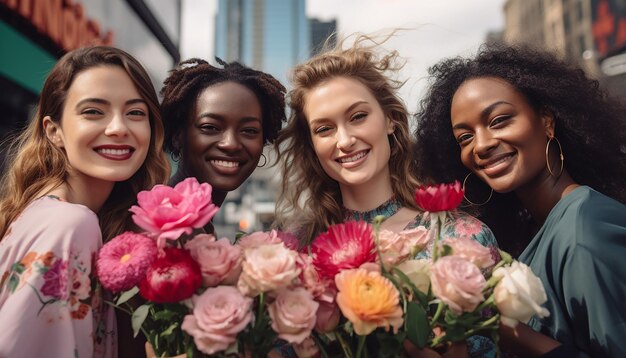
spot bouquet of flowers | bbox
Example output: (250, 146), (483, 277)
(96, 178), (325, 357)
(297, 181), (550, 357)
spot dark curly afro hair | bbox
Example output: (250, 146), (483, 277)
(160, 58), (286, 156)
(414, 44), (626, 255)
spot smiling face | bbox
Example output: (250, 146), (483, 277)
(450, 77), (553, 193)
(303, 76), (395, 189)
(181, 81), (264, 192)
(48, 65), (151, 184)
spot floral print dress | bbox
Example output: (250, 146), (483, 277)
(0, 196), (116, 357)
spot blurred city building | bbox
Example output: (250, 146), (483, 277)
(0, 0), (181, 170)
(212, 0), (336, 237)
(310, 18), (336, 55)
(502, 0), (626, 98)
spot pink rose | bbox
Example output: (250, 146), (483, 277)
(181, 286), (253, 355)
(236, 230), (282, 250)
(315, 301), (340, 333)
(293, 336), (320, 358)
(441, 237), (495, 269)
(237, 243), (300, 296)
(377, 226), (429, 267)
(268, 288), (319, 344)
(430, 256), (486, 314)
(185, 234), (242, 287)
(130, 177), (219, 248)
(296, 253), (327, 299)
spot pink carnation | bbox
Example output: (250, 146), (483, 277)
(97, 232), (158, 292)
(129, 178), (219, 248)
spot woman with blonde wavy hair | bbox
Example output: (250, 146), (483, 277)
(275, 35), (499, 357)
(0, 46), (169, 357)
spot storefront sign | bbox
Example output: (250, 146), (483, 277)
(1, 0), (113, 51)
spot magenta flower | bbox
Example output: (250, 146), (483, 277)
(97, 231), (158, 292)
(41, 259), (69, 299)
(129, 177), (219, 248)
(414, 181), (464, 212)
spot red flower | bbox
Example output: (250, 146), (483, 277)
(311, 221), (376, 280)
(139, 248), (202, 303)
(414, 181), (464, 212)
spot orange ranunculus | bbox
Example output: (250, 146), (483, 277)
(335, 268), (403, 336)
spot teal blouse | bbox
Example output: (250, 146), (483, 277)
(519, 186), (626, 357)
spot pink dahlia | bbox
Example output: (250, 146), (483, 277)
(415, 181), (464, 212)
(97, 231), (158, 292)
(129, 177), (219, 248)
(139, 247), (203, 303)
(311, 221), (376, 280)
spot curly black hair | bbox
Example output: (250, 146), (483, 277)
(160, 58), (286, 156)
(414, 44), (626, 255)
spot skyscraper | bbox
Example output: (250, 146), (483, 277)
(215, 0), (310, 84)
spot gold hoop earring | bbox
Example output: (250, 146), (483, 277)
(545, 136), (564, 177)
(462, 172), (493, 206)
(257, 153), (267, 167)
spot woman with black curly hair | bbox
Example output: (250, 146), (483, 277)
(160, 58), (286, 232)
(414, 44), (626, 357)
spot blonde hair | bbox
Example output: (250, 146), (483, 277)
(0, 46), (170, 242)
(274, 34), (420, 243)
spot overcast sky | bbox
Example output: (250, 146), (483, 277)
(181, 0), (507, 113)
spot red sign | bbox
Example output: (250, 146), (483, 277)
(592, 0), (626, 58)
(1, 0), (114, 51)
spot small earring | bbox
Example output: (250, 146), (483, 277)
(257, 153), (267, 167)
(462, 172), (493, 206)
(545, 136), (564, 177)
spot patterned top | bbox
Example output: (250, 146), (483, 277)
(0, 196), (117, 357)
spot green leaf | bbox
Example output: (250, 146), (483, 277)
(391, 267), (429, 306)
(160, 322), (179, 337)
(131, 304), (151, 338)
(116, 286), (139, 305)
(406, 301), (430, 348)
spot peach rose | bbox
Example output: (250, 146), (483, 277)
(441, 237), (495, 269)
(395, 259), (431, 295)
(181, 286), (253, 355)
(335, 268), (403, 335)
(377, 226), (429, 267)
(237, 243), (300, 296)
(430, 256), (486, 314)
(236, 230), (282, 250)
(493, 261), (549, 327)
(268, 288), (319, 344)
(185, 234), (242, 287)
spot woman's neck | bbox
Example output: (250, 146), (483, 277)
(48, 171), (115, 213)
(515, 170), (579, 224)
(339, 169), (394, 212)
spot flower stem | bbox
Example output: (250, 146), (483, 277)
(431, 212), (445, 262)
(336, 332), (353, 358)
(355, 335), (366, 358)
(256, 292), (265, 329)
(430, 301), (444, 327)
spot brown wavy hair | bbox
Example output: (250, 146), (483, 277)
(274, 34), (420, 243)
(0, 46), (170, 242)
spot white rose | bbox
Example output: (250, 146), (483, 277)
(395, 259), (431, 295)
(493, 261), (550, 327)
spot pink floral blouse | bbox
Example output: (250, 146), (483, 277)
(0, 196), (116, 357)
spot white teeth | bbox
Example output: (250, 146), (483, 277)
(211, 160), (239, 168)
(97, 148), (130, 155)
(338, 151), (367, 163)
(483, 155), (512, 169)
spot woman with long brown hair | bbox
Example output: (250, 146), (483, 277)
(0, 46), (169, 357)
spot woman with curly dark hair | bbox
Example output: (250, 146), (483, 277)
(160, 58), (286, 232)
(414, 44), (626, 357)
